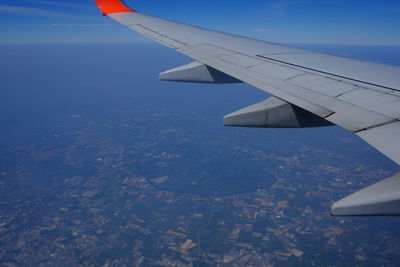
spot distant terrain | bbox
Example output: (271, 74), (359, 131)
(0, 43), (399, 266)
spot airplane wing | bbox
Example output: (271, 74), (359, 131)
(94, 0), (400, 216)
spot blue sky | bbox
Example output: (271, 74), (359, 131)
(1, 0), (400, 45)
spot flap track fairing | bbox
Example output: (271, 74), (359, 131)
(224, 97), (333, 128)
(160, 61), (242, 84)
(331, 172), (400, 216)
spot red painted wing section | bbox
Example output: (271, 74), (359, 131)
(94, 0), (136, 15)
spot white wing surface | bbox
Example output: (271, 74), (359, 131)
(94, 0), (400, 216)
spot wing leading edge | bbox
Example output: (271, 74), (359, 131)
(94, 0), (400, 216)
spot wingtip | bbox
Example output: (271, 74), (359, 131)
(94, 0), (137, 15)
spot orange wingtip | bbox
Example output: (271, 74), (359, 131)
(95, 0), (137, 15)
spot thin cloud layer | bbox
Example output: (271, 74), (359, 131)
(253, 28), (277, 32)
(51, 23), (113, 27)
(0, 5), (80, 18)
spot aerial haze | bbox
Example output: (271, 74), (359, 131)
(1, 0), (400, 266)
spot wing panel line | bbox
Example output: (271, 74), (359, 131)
(257, 55), (400, 92)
